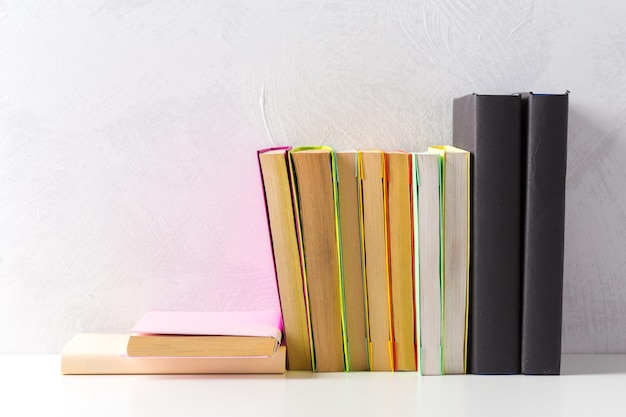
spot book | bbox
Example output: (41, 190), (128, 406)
(258, 147), (313, 370)
(127, 310), (282, 357)
(62, 334), (286, 374)
(429, 146), (470, 375)
(414, 152), (443, 376)
(386, 151), (417, 371)
(360, 150), (393, 371)
(336, 151), (369, 371)
(520, 92), (569, 375)
(290, 147), (347, 372)
(453, 93), (522, 374)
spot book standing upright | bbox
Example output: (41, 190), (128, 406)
(414, 152), (443, 376)
(258, 147), (313, 370)
(360, 150), (394, 372)
(336, 151), (369, 371)
(429, 146), (470, 375)
(386, 151), (417, 371)
(453, 94), (522, 375)
(520, 92), (569, 375)
(290, 147), (347, 372)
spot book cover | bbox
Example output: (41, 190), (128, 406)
(360, 150), (394, 372)
(520, 92), (569, 375)
(429, 146), (470, 375)
(336, 151), (369, 371)
(386, 151), (417, 371)
(62, 334), (286, 375)
(453, 93), (522, 374)
(127, 310), (283, 357)
(414, 152), (443, 376)
(290, 146), (347, 372)
(258, 147), (313, 370)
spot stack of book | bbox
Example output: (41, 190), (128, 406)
(61, 311), (286, 374)
(259, 92), (568, 375)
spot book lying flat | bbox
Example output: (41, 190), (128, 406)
(61, 334), (286, 374)
(127, 311), (283, 357)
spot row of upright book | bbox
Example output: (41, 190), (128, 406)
(259, 92), (569, 375)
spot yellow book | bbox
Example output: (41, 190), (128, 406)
(258, 147), (313, 370)
(290, 147), (347, 372)
(387, 151), (417, 371)
(336, 151), (369, 371)
(360, 150), (393, 372)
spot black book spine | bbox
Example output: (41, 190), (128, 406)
(521, 93), (569, 375)
(452, 94), (522, 374)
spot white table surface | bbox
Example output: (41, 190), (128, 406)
(4, 354), (626, 417)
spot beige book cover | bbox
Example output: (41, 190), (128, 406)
(61, 334), (286, 375)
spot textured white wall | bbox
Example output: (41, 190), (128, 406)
(1, 0), (624, 353)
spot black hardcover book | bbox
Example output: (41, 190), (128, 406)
(520, 92), (569, 375)
(452, 94), (522, 374)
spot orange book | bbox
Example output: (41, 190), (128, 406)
(386, 151), (417, 371)
(360, 150), (393, 371)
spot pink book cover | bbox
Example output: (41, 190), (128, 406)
(131, 310), (283, 345)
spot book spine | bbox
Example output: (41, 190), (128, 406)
(453, 94), (522, 374)
(521, 93), (568, 375)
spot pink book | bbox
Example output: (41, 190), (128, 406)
(127, 310), (283, 357)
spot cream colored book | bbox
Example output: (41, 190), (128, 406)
(61, 334), (286, 375)
(414, 152), (442, 376)
(387, 151), (416, 371)
(336, 151), (369, 371)
(360, 150), (393, 372)
(429, 146), (469, 375)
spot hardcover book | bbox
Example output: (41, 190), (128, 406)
(258, 147), (313, 370)
(453, 93), (522, 374)
(520, 92), (569, 375)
